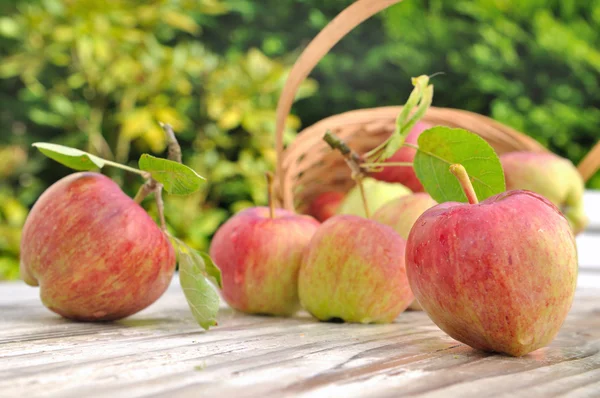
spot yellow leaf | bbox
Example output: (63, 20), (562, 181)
(120, 108), (153, 140)
(142, 125), (167, 152)
(163, 11), (200, 35)
(218, 109), (242, 130)
(154, 107), (186, 131)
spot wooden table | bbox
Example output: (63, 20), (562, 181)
(1, 272), (599, 398)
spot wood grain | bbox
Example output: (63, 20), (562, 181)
(1, 274), (599, 398)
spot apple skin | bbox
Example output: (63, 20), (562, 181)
(406, 190), (578, 357)
(501, 151), (588, 234)
(337, 177), (411, 218)
(372, 192), (437, 311)
(209, 207), (319, 316)
(372, 192), (437, 239)
(20, 172), (176, 321)
(307, 191), (344, 222)
(298, 215), (413, 323)
(370, 121), (431, 192)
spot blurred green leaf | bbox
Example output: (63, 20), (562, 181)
(139, 154), (205, 195)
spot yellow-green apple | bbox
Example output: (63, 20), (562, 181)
(370, 121), (431, 192)
(406, 164), (578, 356)
(372, 192), (437, 239)
(372, 192), (437, 310)
(307, 191), (344, 222)
(20, 172), (176, 321)
(501, 151), (587, 234)
(209, 207), (319, 316)
(337, 177), (411, 218)
(298, 215), (413, 323)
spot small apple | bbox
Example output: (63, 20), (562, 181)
(20, 172), (176, 321)
(298, 215), (413, 323)
(372, 192), (437, 311)
(500, 151), (588, 234)
(307, 191), (344, 222)
(209, 206), (319, 316)
(370, 121), (431, 192)
(406, 164), (578, 357)
(337, 177), (411, 218)
(372, 192), (437, 239)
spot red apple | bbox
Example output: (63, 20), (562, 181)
(501, 151), (588, 234)
(20, 172), (176, 321)
(209, 207), (319, 316)
(370, 121), (431, 192)
(298, 215), (413, 323)
(406, 165), (578, 356)
(307, 191), (344, 222)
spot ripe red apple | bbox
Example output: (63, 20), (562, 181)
(501, 151), (588, 234)
(370, 121), (431, 192)
(372, 192), (437, 311)
(20, 172), (176, 321)
(209, 207), (319, 316)
(406, 165), (578, 356)
(307, 191), (344, 222)
(298, 215), (413, 323)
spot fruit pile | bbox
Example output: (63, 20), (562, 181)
(20, 77), (583, 357)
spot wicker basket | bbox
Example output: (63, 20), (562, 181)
(273, 0), (600, 213)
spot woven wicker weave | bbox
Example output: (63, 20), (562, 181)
(273, 0), (600, 213)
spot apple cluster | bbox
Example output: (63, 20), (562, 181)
(19, 123), (583, 357)
(209, 122), (581, 357)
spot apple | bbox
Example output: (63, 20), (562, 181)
(370, 121), (431, 192)
(405, 164), (578, 356)
(20, 172), (176, 321)
(298, 215), (413, 323)
(372, 192), (437, 239)
(501, 151), (588, 234)
(337, 177), (411, 218)
(209, 206), (319, 316)
(307, 191), (344, 222)
(372, 192), (437, 311)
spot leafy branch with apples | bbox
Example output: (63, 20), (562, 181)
(21, 75), (586, 357)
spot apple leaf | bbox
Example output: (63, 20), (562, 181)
(139, 154), (205, 195)
(414, 127), (505, 203)
(366, 75), (433, 163)
(172, 237), (221, 330)
(32, 142), (106, 171)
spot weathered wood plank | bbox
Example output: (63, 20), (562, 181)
(1, 272), (599, 398)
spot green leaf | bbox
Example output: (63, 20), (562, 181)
(198, 251), (222, 288)
(139, 154), (205, 195)
(413, 127), (505, 203)
(172, 237), (221, 330)
(32, 143), (106, 171)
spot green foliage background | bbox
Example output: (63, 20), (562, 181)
(1, 0), (599, 279)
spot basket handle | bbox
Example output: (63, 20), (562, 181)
(577, 140), (600, 183)
(274, 0), (403, 188)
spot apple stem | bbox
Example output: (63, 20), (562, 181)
(357, 176), (371, 219)
(361, 162), (413, 168)
(266, 171), (275, 219)
(154, 184), (167, 231)
(450, 164), (479, 204)
(134, 123), (183, 231)
(133, 181), (154, 204)
(322, 130), (371, 218)
(160, 122), (182, 164)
